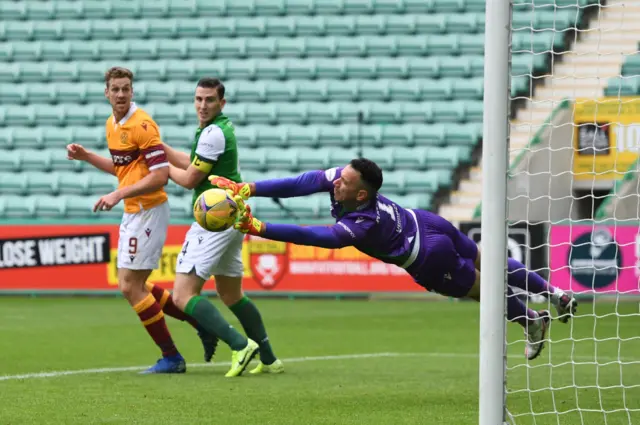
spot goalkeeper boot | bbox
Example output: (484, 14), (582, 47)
(250, 359), (285, 375)
(525, 310), (550, 361)
(225, 339), (260, 377)
(551, 289), (578, 324)
(141, 354), (187, 374)
(198, 330), (219, 363)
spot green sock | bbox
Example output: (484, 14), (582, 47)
(185, 296), (247, 351)
(229, 296), (277, 365)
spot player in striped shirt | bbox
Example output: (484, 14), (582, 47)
(66, 67), (216, 373)
(213, 158), (578, 360)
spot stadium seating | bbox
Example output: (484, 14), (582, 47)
(0, 0), (595, 221)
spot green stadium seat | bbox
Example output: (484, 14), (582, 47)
(328, 148), (359, 168)
(88, 173), (117, 195)
(62, 20), (91, 40)
(452, 78), (483, 100)
(405, 57), (439, 79)
(0, 129), (13, 150)
(0, 173), (27, 195)
(381, 171), (405, 193)
(161, 126), (191, 148)
(5, 106), (36, 127)
(55, 83), (87, 104)
(361, 146), (395, 169)
(394, 147), (430, 170)
(266, 149), (298, 170)
(242, 148), (267, 171)
(358, 126), (382, 147)
(0, 2), (26, 21)
(604, 76), (640, 96)
(446, 14), (482, 33)
(150, 103), (188, 126)
(405, 171), (441, 193)
(21, 149), (52, 172)
(65, 195), (96, 219)
(73, 127), (104, 149)
(13, 127), (45, 150)
(444, 123), (482, 146)
(26, 83), (57, 104)
(51, 149), (84, 172)
(29, 173), (59, 195)
(318, 125), (354, 147)
(36, 196), (67, 218)
(3, 196), (36, 219)
(381, 125), (415, 147)
(425, 146), (462, 169)
(394, 193), (432, 210)
(285, 196), (322, 218)
(2, 22), (35, 41)
(41, 127), (73, 147)
(288, 126), (319, 148)
(58, 172), (90, 195)
(0, 84), (27, 104)
(0, 151), (22, 172)
(298, 148), (330, 170)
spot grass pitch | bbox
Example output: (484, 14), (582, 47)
(1, 297), (639, 424)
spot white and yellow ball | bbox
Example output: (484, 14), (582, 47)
(193, 188), (239, 232)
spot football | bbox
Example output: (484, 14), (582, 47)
(193, 188), (239, 232)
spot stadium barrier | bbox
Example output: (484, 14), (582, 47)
(0, 224), (419, 296)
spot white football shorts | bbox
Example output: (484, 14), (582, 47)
(117, 201), (170, 271)
(175, 221), (245, 280)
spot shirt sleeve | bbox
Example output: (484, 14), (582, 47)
(253, 167), (342, 198)
(262, 215), (372, 249)
(195, 125), (226, 163)
(136, 120), (169, 171)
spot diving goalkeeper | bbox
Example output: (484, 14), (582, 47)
(211, 158), (578, 361)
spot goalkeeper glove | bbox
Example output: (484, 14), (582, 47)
(233, 195), (264, 236)
(208, 175), (252, 200)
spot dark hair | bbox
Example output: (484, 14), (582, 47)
(350, 158), (383, 194)
(104, 66), (133, 87)
(197, 77), (225, 99)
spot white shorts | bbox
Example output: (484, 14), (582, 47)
(117, 201), (170, 271)
(176, 221), (245, 280)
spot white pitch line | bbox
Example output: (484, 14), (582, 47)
(0, 352), (441, 382)
(1, 351), (638, 382)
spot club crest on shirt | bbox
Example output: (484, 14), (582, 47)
(248, 236), (288, 290)
(120, 132), (128, 144)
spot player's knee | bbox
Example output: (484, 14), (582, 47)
(173, 272), (203, 310)
(118, 277), (145, 301)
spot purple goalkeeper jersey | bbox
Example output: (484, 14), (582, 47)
(253, 168), (479, 296)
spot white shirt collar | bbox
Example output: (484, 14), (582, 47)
(113, 102), (138, 126)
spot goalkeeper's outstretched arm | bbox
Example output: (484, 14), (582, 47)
(260, 223), (356, 249)
(252, 169), (336, 198)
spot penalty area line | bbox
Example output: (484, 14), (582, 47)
(0, 352), (464, 382)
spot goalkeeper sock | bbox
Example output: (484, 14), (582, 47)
(229, 296), (277, 365)
(185, 296), (247, 351)
(506, 287), (537, 328)
(145, 282), (205, 332)
(507, 258), (554, 297)
(133, 293), (180, 357)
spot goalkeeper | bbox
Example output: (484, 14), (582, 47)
(212, 158), (578, 361)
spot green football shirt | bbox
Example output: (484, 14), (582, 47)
(190, 113), (242, 208)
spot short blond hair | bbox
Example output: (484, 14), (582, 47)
(104, 66), (133, 87)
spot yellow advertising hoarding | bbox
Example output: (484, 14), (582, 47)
(573, 97), (640, 180)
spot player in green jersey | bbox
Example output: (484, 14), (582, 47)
(163, 78), (283, 377)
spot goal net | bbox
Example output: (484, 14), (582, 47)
(497, 0), (640, 423)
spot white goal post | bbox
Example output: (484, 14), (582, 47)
(480, 0), (640, 424)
